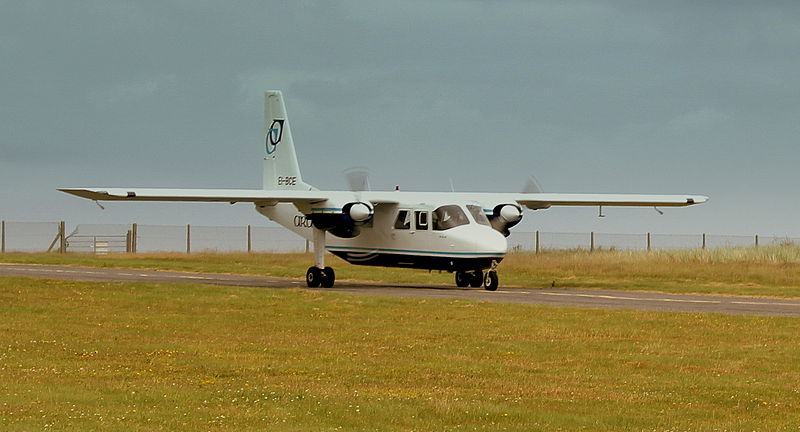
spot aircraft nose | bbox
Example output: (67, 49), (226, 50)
(475, 227), (508, 255)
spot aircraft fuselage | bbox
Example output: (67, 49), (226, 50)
(257, 201), (507, 272)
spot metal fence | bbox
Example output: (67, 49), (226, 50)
(0, 220), (797, 254)
(507, 231), (798, 252)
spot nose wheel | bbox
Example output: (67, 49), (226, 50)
(483, 271), (498, 291)
(482, 260), (500, 291)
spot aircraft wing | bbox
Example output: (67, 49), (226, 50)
(513, 193), (708, 210)
(60, 188), (706, 210)
(59, 188), (329, 204)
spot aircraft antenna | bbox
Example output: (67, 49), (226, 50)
(598, 205), (605, 218)
(654, 206), (664, 215)
(94, 200), (105, 210)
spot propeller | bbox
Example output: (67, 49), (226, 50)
(523, 175), (544, 193)
(343, 167), (371, 192)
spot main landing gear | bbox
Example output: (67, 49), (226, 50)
(455, 270), (484, 288)
(455, 260), (499, 291)
(306, 227), (336, 288)
(306, 266), (335, 288)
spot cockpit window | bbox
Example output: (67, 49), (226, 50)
(467, 205), (491, 226)
(432, 205), (469, 231)
(394, 210), (411, 229)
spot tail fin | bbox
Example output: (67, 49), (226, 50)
(263, 91), (312, 190)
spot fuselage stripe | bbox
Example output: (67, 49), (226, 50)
(327, 245), (506, 257)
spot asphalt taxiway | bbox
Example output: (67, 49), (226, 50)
(2, 263), (799, 317)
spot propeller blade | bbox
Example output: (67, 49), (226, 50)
(523, 175), (544, 193)
(343, 167), (371, 192)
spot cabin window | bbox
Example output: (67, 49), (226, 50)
(467, 205), (491, 226)
(432, 205), (469, 231)
(394, 210), (411, 229)
(415, 211), (429, 230)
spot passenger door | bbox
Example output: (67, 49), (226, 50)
(412, 210), (435, 250)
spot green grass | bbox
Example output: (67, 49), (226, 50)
(3, 245), (800, 297)
(1, 277), (799, 430)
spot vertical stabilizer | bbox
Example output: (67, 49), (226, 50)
(263, 91), (312, 190)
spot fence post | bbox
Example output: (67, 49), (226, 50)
(1, 220), (4, 253)
(535, 230), (540, 253)
(590, 231), (595, 252)
(131, 223), (138, 253)
(702, 233), (706, 250)
(247, 225), (252, 253)
(755, 234), (759, 248)
(59, 221), (66, 253)
(186, 224), (191, 254)
(646, 232), (651, 252)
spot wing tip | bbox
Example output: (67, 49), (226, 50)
(58, 188), (110, 200)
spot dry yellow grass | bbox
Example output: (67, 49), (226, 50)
(2, 276), (799, 430)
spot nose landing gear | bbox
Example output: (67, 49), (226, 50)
(483, 260), (500, 291)
(483, 271), (498, 291)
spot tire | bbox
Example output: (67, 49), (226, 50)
(321, 266), (336, 288)
(483, 271), (498, 291)
(469, 270), (484, 288)
(306, 266), (322, 288)
(455, 271), (470, 287)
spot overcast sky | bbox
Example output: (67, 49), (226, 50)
(2, 1), (799, 236)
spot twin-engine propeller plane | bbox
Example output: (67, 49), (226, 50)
(61, 91), (707, 291)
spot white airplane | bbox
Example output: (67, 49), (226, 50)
(61, 91), (707, 291)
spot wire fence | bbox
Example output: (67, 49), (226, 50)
(0, 220), (797, 254)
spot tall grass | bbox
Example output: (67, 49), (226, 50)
(2, 245), (800, 297)
(502, 245), (800, 297)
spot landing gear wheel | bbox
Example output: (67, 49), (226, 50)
(483, 271), (499, 291)
(306, 266), (322, 288)
(455, 271), (470, 288)
(321, 266), (336, 288)
(469, 270), (484, 288)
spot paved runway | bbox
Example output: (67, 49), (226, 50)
(2, 262), (800, 317)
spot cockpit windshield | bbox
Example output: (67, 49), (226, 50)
(466, 205), (491, 226)
(432, 205), (469, 231)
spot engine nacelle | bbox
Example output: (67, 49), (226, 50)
(489, 204), (523, 237)
(345, 201), (373, 223)
(308, 201), (374, 238)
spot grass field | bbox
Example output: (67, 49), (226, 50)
(2, 245), (800, 297)
(2, 276), (800, 431)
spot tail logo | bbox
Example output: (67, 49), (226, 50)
(266, 119), (285, 155)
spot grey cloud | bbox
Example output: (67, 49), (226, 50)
(668, 108), (731, 132)
(1, 1), (800, 235)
